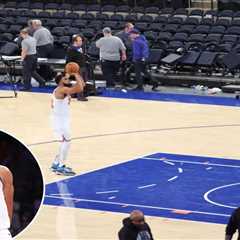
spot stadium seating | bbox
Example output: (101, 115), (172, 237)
(1, 2), (240, 76)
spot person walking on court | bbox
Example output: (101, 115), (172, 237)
(96, 27), (127, 88)
(118, 210), (154, 240)
(66, 34), (88, 101)
(20, 28), (45, 91)
(0, 165), (14, 240)
(50, 72), (84, 176)
(225, 207), (240, 240)
(129, 29), (149, 91)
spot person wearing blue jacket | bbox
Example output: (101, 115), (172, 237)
(129, 29), (149, 90)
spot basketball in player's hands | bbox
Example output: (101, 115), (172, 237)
(65, 62), (80, 74)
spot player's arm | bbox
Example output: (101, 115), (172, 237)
(119, 38), (127, 61)
(0, 166), (14, 222)
(61, 73), (84, 95)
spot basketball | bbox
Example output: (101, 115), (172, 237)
(65, 62), (80, 74)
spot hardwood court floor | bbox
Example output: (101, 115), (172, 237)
(0, 90), (239, 240)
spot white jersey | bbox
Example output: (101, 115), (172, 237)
(0, 180), (10, 230)
(0, 229), (12, 239)
(52, 89), (70, 117)
(51, 89), (71, 140)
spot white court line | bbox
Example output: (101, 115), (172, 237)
(44, 195), (230, 217)
(96, 190), (119, 194)
(206, 167), (213, 170)
(168, 176), (178, 182)
(51, 193), (73, 196)
(164, 161), (175, 166)
(108, 196), (116, 200)
(178, 168), (183, 173)
(204, 182), (240, 209)
(143, 157), (240, 168)
(137, 184), (157, 189)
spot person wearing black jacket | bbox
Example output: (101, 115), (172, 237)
(118, 210), (154, 240)
(225, 207), (240, 240)
(115, 22), (134, 86)
(66, 34), (88, 101)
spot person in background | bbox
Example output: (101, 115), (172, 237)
(225, 207), (240, 240)
(118, 210), (154, 240)
(20, 28), (45, 91)
(129, 28), (149, 91)
(116, 22), (134, 53)
(32, 20), (53, 58)
(32, 19), (54, 82)
(96, 27), (126, 88)
(116, 22), (134, 86)
(66, 34), (88, 101)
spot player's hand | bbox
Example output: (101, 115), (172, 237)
(65, 73), (70, 79)
(121, 54), (127, 61)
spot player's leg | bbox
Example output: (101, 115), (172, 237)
(58, 136), (71, 167)
(22, 57), (32, 90)
(55, 138), (76, 176)
(50, 116), (63, 171)
(54, 123), (76, 176)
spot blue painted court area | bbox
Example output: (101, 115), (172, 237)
(1, 82), (240, 107)
(44, 153), (240, 224)
(100, 89), (240, 107)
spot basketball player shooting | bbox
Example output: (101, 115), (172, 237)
(0, 165), (14, 239)
(51, 62), (85, 176)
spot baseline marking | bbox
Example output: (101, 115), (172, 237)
(44, 195), (231, 217)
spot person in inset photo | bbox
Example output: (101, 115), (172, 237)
(0, 165), (13, 239)
(0, 131), (44, 238)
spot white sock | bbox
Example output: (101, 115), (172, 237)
(58, 140), (71, 166)
(53, 155), (60, 165)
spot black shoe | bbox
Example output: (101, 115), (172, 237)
(77, 96), (88, 101)
(152, 82), (159, 91)
(106, 84), (115, 90)
(132, 86), (144, 91)
(122, 82), (131, 87)
(19, 87), (32, 92)
(39, 82), (45, 88)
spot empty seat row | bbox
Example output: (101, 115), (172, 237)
(3, 10), (240, 27)
(3, 2), (240, 20)
(158, 32), (240, 44)
(3, 3), (172, 14)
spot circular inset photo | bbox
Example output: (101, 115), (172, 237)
(0, 130), (44, 239)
